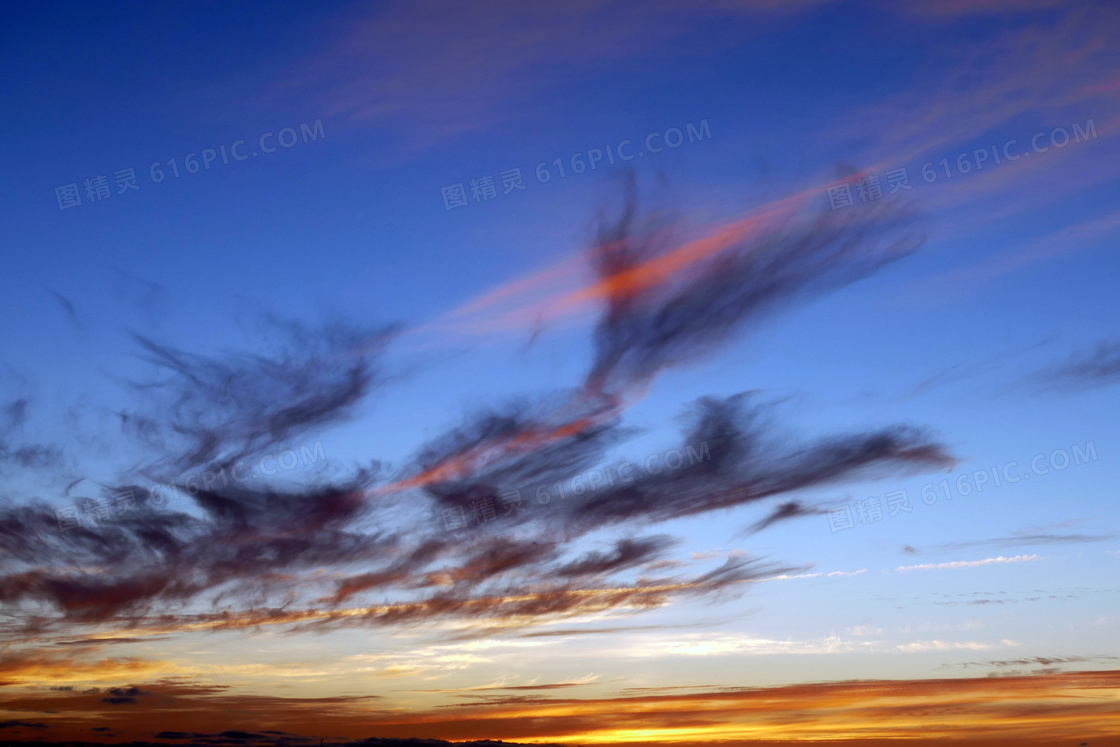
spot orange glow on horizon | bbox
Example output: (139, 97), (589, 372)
(5, 668), (1118, 745)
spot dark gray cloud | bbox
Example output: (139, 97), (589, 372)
(125, 316), (397, 475)
(0, 398), (65, 475)
(0, 319), (399, 623)
(958, 654), (1119, 670)
(556, 536), (676, 577)
(0, 472), (392, 623)
(556, 395), (951, 533)
(310, 185), (948, 631)
(742, 500), (824, 535)
(584, 172), (924, 395)
(0, 186), (950, 639)
(0, 720), (46, 729)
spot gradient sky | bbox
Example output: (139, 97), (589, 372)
(1, 1), (1119, 745)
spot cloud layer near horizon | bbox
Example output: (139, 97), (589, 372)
(0, 669), (1117, 745)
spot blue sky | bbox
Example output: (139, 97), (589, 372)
(1, 1), (1119, 744)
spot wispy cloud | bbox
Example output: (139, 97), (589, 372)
(284, 0), (828, 151)
(895, 639), (1011, 652)
(898, 554), (1041, 571)
(1036, 338), (1120, 391)
(0, 174), (950, 649)
(958, 654), (1119, 670)
(914, 531), (1116, 553)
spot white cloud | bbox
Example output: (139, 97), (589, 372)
(895, 640), (996, 652)
(691, 549), (749, 561)
(754, 572), (822, 582)
(897, 554), (1040, 572)
(753, 569), (866, 583)
(645, 634), (1017, 657)
(659, 634), (861, 656)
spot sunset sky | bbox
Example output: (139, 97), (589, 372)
(1, 1), (1119, 745)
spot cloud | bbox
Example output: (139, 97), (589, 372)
(382, 391), (623, 498)
(755, 572), (822, 583)
(894, 0), (1073, 17)
(425, 169), (917, 350)
(959, 654), (1119, 670)
(0, 471), (394, 624)
(895, 640), (1000, 652)
(0, 720), (46, 729)
(657, 633), (857, 656)
(395, 173), (934, 505)
(285, 186), (947, 636)
(46, 288), (82, 329)
(560, 394), (951, 532)
(647, 629), (1007, 658)
(113, 270), (171, 327)
(742, 500), (823, 534)
(0, 558), (794, 644)
(933, 210), (1120, 296)
(1037, 338), (1120, 391)
(0, 318), (402, 625)
(897, 554), (1041, 571)
(555, 536), (676, 578)
(452, 675), (600, 694)
(0, 183), (951, 645)
(0, 645), (176, 686)
(0, 397), (66, 476)
(517, 619), (724, 638)
(125, 316), (397, 475)
(920, 532), (1116, 553)
(8, 669), (1119, 744)
(834, 4), (1120, 175)
(538, 174), (922, 396)
(391, 180), (947, 544)
(357, 389), (947, 638)
(286, 1), (826, 150)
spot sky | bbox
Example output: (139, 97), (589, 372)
(1, 1), (1119, 745)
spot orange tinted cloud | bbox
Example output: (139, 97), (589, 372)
(379, 412), (607, 494)
(553, 208), (791, 313)
(0, 647), (178, 686)
(417, 174), (875, 345)
(19, 575), (754, 642)
(4, 669), (1119, 745)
